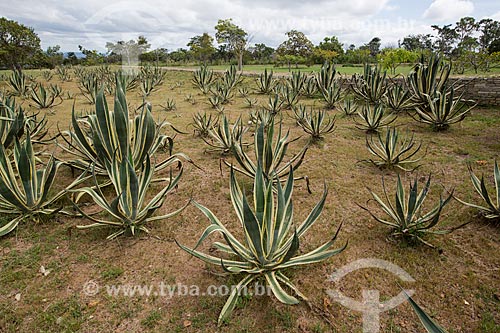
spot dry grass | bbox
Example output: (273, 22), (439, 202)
(0, 68), (499, 333)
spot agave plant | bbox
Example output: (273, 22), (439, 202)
(160, 98), (176, 112)
(351, 64), (388, 105)
(0, 97), (25, 149)
(287, 71), (306, 95)
(364, 127), (423, 171)
(298, 109), (336, 142)
(191, 112), (219, 138)
(141, 65), (165, 86)
(221, 65), (242, 92)
(455, 161), (500, 220)
(25, 112), (52, 145)
(280, 84), (300, 109)
(72, 154), (184, 239)
(0, 135), (87, 236)
(412, 88), (475, 131)
(355, 104), (396, 133)
(248, 109), (275, 128)
(263, 94), (284, 115)
(238, 86), (250, 97)
(176, 164), (346, 324)
(321, 82), (343, 109)
(337, 99), (359, 117)
(56, 66), (71, 81)
(384, 83), (415, 113)
(78, 73), (99, 104)
(256, 68), (276, 94)
(360, 174), (458, 248)
(210, 81), (234, 104)
(140, 75), (159, 97)
(8, 69), (30, 98)
(49, 84), (64, 99)
(229, 121), (308, 183)
(291, 104), (307, 126)
(208, 95), (224, 110)
(315, 62), (337, 92)
(243, 97), (258, 108)
(203, 115), (247, 154)
(30, 83), (62, 109)
(59, 78), (184, 174)
(41, 70), (53, 81)
(115, 70), (139, 92)
(302, 77), (318, 98)
(406, 54), (453, 105)
(192, 65), (215, 94)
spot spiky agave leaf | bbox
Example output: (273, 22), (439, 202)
(406, 54), (454, 105)
(412, 88), (476, 131)
(73, 153), (185, 239)
(176, 164), (346, 324)
(354, 104), (396, 133)
(191, 111), (219, 137)
(0, 97), (25, 149)
(297, 108), (336, 142)
(337, 99), (359, 117)
(351, 64), (388, 105)
(228, 120), (308, 183)
(455, 161), (500, 220)
(0, 134), (89, 236)
(192, 64), (215, 94)
(404, 291), (448, 333)
(364, 127), (423, 171)
(384, 83), (415, 113)
(255, 68), (276, 94)
(30, 83), (62, 109)
(360, 174), (461, 248)
(58, 78), (189, 174)
(203, 115), (247, 154)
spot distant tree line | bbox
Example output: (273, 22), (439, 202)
(1, 15), (499, 73)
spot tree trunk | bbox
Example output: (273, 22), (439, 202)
(238, 52), (243, 71)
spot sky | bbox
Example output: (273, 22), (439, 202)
(1, 0), (499, 52)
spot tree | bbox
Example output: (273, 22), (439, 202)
(318, 36), (344, 54)
(63, 52), (79, 65)
(455, 17), (479, 54)
(277, 30), (314, 70)
(401, 34), (433, 52)
(46, 45), (64, 68)
(478, 18), (500, 52)
(344, 47), (371, 64)
(251, 43), (274, 64)
(106, 36), (150, 66)
(431, 24), (458, 56)
(78, 45), (104, 66)
(360, 37), (381, 57)
(187, 33), (215, 64)
(378, 48), (419, 74)
(215, 19), (248, 71)
(0, 17), (42, 70)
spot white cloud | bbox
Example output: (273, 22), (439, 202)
(423, 0), (474, 22)
(0, 0), (442, 52)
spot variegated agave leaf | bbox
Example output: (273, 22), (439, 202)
(58, 78), (189, 175)
(176, 164), (346, 324)
(364, 127), (423, 171)
(455, 160), (500, 220)
(73, 153), (185, 239)
(228, 120), (308, 184)
(360, 175), (464, 248)
(0, 134), (89, 236)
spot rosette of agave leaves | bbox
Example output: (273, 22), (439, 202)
(176, 164), (346, 324)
